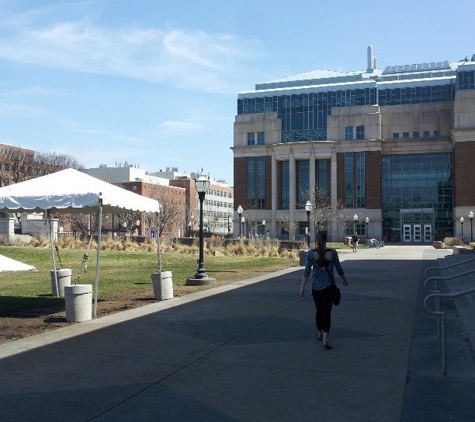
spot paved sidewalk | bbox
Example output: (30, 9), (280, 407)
(0, 246), (474, 421)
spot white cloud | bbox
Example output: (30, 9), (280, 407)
(161, 119), (206, 136)
(0, 9), (264, 94)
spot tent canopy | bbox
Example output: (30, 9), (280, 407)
(0, 168), (160, 214)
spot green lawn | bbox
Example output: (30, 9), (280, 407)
(0, 245), (300, 317)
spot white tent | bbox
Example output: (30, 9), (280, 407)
(0, 168), (160, 317)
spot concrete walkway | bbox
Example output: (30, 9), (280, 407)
(0, 246), (474, 421)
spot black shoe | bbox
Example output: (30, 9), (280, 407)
(323, 341), (333, 349)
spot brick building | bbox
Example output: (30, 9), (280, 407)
(233, 47), (475, 243)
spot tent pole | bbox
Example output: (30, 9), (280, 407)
(48, 211), (59, 297)
(94, 202), (103, 319)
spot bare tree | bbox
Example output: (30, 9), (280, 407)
(281, 216), (299, 240)
(144, 184), (185, 237)
(298, 186), (349, 240)
(0, 148), (84, 186)
(31, 151), (84, 178)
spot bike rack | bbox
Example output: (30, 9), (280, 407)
(424, 287), (475, 375)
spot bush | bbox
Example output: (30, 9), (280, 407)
(443, 237), (464, 247)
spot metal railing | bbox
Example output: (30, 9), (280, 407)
(424, 257), (475, 277)
(424, 287), (475, 375)
(424, 267), (475, 293)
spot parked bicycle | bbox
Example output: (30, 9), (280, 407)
(364, 238), (385, 249)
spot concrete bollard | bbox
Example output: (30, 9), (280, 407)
(51, 268), (72, 297)
(151, 271), (174, 300)
(64, 284), (92, 322)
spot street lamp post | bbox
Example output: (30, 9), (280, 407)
(470, 211), (474, 243)
(237, 205), (243, 238)
(305, 201), (312, 247)
(353, 214), (359, 233)
(186, 173), (215, 285)
(241, 216), (245, 239)
(262, 220), (266, 238)
(460, 216), (464, 242)
(365, 217), (370, 238)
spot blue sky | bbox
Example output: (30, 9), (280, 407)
(0, 0), (474, 185)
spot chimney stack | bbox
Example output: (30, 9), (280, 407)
(367, 46), (376, 73)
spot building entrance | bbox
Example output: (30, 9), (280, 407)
(400, 209), (434, 243)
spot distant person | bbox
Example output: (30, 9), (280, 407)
(150, 226), (157, 238)
(351, 232), (359, 252)
(300, 231), (348, 349)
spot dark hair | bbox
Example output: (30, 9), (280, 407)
(314, 231), (328, 266)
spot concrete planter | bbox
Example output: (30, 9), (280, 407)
(64, 284), (92, 322)
(433, 241), (446, 249)
(151, 271), (174, 300)
(51, 268), (72, 297)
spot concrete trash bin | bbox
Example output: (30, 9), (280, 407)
(64, 284), (92, 322)
(151, 271), (174, 300)
(51, 268), (72, 297)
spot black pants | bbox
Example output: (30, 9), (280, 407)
(312, 287), (334, 333)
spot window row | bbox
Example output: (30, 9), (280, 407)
(204, 200), (233, 208)
(207, 189), (233, 198)
(392, 130), (440, 140)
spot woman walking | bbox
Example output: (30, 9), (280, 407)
(300, 231), (348, 349)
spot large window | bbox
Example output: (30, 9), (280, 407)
(345, 152), (365, 208)
(458, 70), (475, 90)
(356, 152), (365, 207)
(257, 132), (265, 145)
(281, 161), (289, 210)
(247, 157), (266, 209)
(345, 126), (353, 140)
(356, 125), (365, 140)
(317, 159), (329, 201)
(345, 153), (354, 208)
(247, 133), (255, 145)
(257, 157), (265, 209)
(297, 160), (309, 208)
(247, 157), (255, 204)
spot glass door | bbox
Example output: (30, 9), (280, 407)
(424, 224), (432, 242)
(413, 224), (422, 242)
(403, 224), (412, 242)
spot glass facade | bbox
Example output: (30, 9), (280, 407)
(378, 84), (454, 106)
(317, 160), (329, 201)
(238, 89), (376, 143)
(247, 157), (255, 204)
(344, 152), (365, 208)
(297, 160), (309, 208)
(356, 152), (365, 207)
(281, 161), (289, 210)
(345, 153), (354, 208)
(382, 153), (453, 241)
(247, 157), (266, 209)
(257, 157), (265, 209)
(458, 70), (475, 90)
